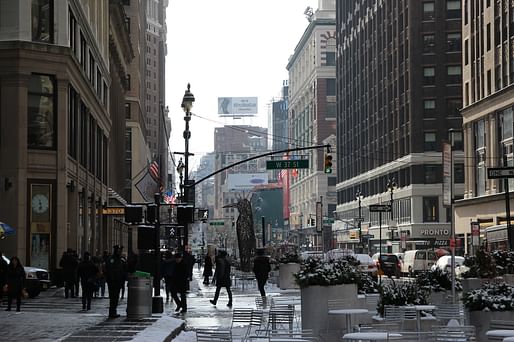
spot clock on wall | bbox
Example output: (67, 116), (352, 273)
(32, 193), (49, 214)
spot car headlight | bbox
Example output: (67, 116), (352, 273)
(26, 271), (37, 279)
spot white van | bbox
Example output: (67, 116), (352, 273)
(401, 249), (437, 276)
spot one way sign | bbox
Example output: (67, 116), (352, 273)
(487, 167), (514, 179)
(369, 204), (392, 212)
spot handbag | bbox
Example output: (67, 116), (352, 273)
(21, 288), (29, 299)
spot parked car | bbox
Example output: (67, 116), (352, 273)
(431, 255), (465, 273)
(325, 248), (354, 261)
(352, 254), (378, 275)
(300, 250), (323, 260)
(2, 254), (50, 298)
(376, 253), (402, 278)
(401, 249), (437, 276)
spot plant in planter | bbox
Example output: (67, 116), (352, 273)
(461, 247), (497, 279)
(294, 257), (359, 287)
(491, 250), (514, 276)
(416, 268), (462, 292)
(377, 281), (429, 317)
(462, 281), (514, 311)
(278, 252), (300, 264)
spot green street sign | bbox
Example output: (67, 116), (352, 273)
(323, 218), (335, 224)
(209, 220), (224, 226)
(266, 159), (309, 170)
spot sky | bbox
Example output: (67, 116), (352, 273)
(165, 0), (319, 172)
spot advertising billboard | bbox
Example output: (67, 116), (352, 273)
(227, 173), (268, 191)
(218, 97), (258, 116)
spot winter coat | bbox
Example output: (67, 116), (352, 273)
(202, 255), (213, 277)
(59, 253), (78, 282)
(0, 256), (8, 287)
(6, 264), (25, 296)
(77, 260), (99, 290)
(253, 255), (271, 281)
(105, 254), (127, 288)
(183, 252), (195, 279)
(161, 258), (175, 278)
(170, 259), (188, 292)
(214, 256), (231, 287)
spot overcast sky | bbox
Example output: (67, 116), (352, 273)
(165, 0), (318, 172)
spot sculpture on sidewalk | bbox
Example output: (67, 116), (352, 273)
(224, 196), (256, 272)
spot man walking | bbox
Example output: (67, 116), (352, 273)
(77, 252), (98, 311)
(209, 250), (232, 308)
(105, 245), (126, 318)
(59, 249), (78, 298)
(253, 248), (271, 298)
(170, 252), (188, 313)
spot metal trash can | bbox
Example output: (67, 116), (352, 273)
(126, 274), (152, 320)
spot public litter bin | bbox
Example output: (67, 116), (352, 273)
(126, 274), (152, 320)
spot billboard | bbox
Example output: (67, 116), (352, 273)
(227, 173), (268, 191)
(218, 97), (258, 116)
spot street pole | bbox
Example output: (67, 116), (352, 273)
(261, 216), (266, 247)
(387, 179), (396, 253)
(379, 211), (382, 285)
(181, 84), (194, 249)
(504, 147), (514, 250)
(356, 189), (363, 254)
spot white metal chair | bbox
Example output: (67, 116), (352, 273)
(433, 325), (476, 341)
(196, 328), (232, 342)
(434, 303), (466, 326)
(231, 308), (264, 341)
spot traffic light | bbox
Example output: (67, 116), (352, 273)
(324, 153), (333, 174)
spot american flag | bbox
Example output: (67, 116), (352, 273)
(163, 190), (176, 204)
(149, 160), (160, 181)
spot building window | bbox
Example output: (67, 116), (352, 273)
(69, 9), (76, 54)
(454, 163), (465, 183)
(474, 119), (486, 196)
(32, 0), (53, 43)
(446, 0), (461, 19)
(326, 103), (336, 118)
(326, 79), (336, 96)
(486, 23), (491, 51)
(464, 39), (469, 65)
(28, 74), (56, 149)
(68, 85), (78, 159)
(446, 98), (462, 117)
(423, 67), (435, 85)
(423, 34), (435, 53)
(424, 132), (437, 151)
(423, 2), (435, 21)
(447, 65), (462, 84)
(424, 99), (436, 110)
(447, 32), (461, 52)
(325, 37), (336, 66)
(423, 197), (439, 222)
(424, 165), (440, 183)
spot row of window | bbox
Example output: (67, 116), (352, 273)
(423, 65), (462, 85)
(422, 32), (461, 53)
(422, 1), (461, 21)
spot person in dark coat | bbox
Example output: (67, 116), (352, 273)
(0, 251), (8, 306)
(170, 252), (188, 313)
(183, 245), (196, 291)
(105, 245), (127, 318)
(161, 251), (175, 303)
(5, 256), (25, 312)
(209, 250), (232, 308)
(59, 249), (78, 298)
(253, 248), (271, 297)
(202, 254), (213, 285)
(77, 252), (99, 311)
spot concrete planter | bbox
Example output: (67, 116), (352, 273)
(468, 310), (514, 341)
(461, 278), (482, 292)
(301, 283), (359, 340)
(429, 290), (450, 304)
(503, 274), (514, 286)
(278, 263), (300, 289)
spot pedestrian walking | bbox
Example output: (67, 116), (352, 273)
(120, 252), (127, 300)
(92, 254), (105, 298)
(0, 251), (8, 306)
(5, 256), (25, 312)
(202, 254), (213, 285)
(77, 252), (99, 311)
(253, 248), (271, 298)
(161, 251), (175, 303)
(59, 249), (78, 298)
(209, 250), (232, 308)
(183, 245), (195, 291)
(170, 252), (188, 313)
(105, 245), (127, 318)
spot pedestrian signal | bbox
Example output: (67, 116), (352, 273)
(324, 154), (333, 174)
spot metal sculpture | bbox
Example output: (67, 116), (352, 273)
(224, 197), (256, 272)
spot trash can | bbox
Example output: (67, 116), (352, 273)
(126, 274), (152, 320)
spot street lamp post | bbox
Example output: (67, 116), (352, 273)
(176, 158), (184, 199)
(356, 189), (363, 253)
(387, 178), (397, 253)
(181, 84), (194, 248)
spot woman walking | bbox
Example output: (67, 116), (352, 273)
(202, 254), (213, 285)
(209, 250), (232, 308)
(5, 256), (25, 312)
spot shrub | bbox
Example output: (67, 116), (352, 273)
(463, 282), (514, 311)
(377, 281), (429, 316)
(416, 268), (462, 292)
(462, 247), (496, 279)
(294, 258), (358, 288)
(278, 252), (300, 264)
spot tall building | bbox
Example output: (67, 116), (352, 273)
(286, 0), (337, 250)
(271, 82), (289, 152)
(455, 0), (514, 252)
(144, 0), (168, 186)
(335, 0), (463, 252)
(0, 0), (131, 268)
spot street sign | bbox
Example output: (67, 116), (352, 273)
(266, 159), (309, 170)
(323, 218), (335, 224)
(209, 220), (224, 226)
(361, 234), (374, 239)
(354, 217), (364, 222)
(487, 167), (514, 179)
(369, 204), (392, 212)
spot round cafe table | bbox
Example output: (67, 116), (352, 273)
(328, 308), (369, 333)
(342, 332), (390, 341)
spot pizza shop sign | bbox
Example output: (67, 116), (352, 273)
(420, 228), (450, 236)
